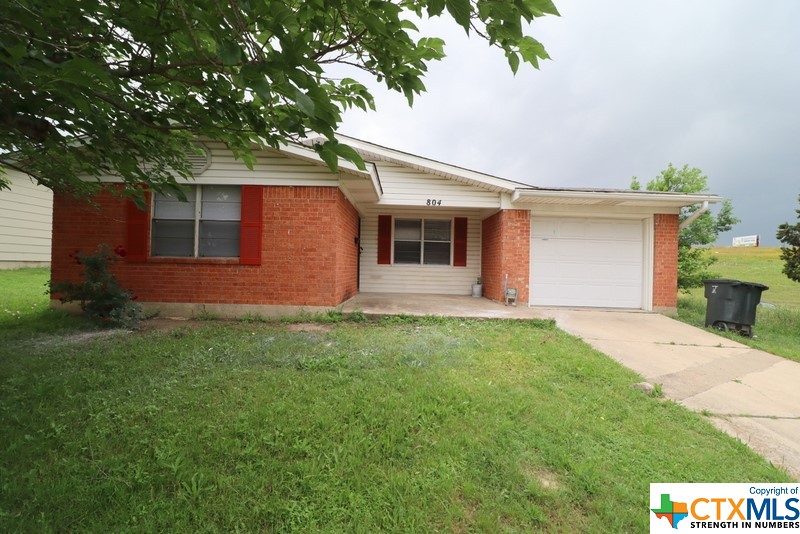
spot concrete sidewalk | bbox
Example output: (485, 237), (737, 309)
(545, 309), (800, 480)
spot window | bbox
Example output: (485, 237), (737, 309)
(151, 185), (241, 257)
(393, 218), (452, 265)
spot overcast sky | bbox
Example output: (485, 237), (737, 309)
(337, 1), (800, 246)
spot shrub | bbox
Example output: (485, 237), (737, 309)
(50, 244), (143, 328)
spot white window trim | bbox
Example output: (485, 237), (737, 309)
(151, 184), (240, 259)
(392, 217), (453, 266)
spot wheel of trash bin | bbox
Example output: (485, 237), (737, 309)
(739, 325), (752, 337)
(712, 321), (729, 332)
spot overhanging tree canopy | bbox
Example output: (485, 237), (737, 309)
(0, 0), (559, 199)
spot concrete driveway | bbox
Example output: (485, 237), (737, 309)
(544, 309), (800, 480)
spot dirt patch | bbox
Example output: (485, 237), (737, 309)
(520, 462), (561, 491)
(30, 328), (130, 349)
(286, 323), (334, 332)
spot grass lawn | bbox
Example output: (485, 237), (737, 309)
(676, 247), (800, 362)
(0, 269), (791, 531)
(0, 267), (88, 343)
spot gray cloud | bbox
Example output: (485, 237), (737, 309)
(339, 1), (800, 245)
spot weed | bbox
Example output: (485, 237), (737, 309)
(193, 309), (219, 321)
(347, 310), (367, 322)
(239, 312), (267, 323)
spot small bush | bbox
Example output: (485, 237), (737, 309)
(49, 244), (143, 329)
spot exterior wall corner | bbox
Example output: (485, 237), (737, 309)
(652, 213), (679, 310)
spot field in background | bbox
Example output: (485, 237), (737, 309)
(677, 247), (800, 361)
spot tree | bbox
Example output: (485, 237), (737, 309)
(777, 195), (800, 283)
(0, 0), (559, 200)
(630, 163), (739, 290)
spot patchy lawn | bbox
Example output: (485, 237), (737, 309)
(676, 247), (800, 362)
(0, 269), (790, 531)
(0, 267), (88, 342)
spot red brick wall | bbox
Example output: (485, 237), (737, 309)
(653, 213), (679, 309)
(334, 189), (359, 303)
(481, 210), (530, 303)
(51, 185), (359, 307)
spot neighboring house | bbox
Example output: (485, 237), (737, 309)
(50, 136), (718, 316)
(0, 171), (53, 269)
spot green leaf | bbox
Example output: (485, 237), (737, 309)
(445, 0), (472, 31)
(507, 52), (520, 74)
(427, 0), (446, 17)
(332, 143), (366, 171)
(525, 0), (561, 16)
(295, 90), (316, 118)
(316, 143), (338, 171)
(518, 36), (549, 68)
(217, 41), (243, 66)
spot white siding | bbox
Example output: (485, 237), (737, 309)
(376, 162), (501, 208)
(0, 171), (53, 263)
(359, 206), (482, 295)
(192, 142), (341, 185)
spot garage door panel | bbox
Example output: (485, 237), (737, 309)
(533, 261), (641, 284)
(530, 217), (644, 309)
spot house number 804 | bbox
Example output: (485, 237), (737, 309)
(426, 199), (442, 206)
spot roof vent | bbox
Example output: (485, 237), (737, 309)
(186, 144), (211, 175)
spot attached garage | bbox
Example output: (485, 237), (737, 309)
(529, 217), (649, 309)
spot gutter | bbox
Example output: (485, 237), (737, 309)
(678, 201), (709, 230)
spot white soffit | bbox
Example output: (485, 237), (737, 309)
(512, 189), (720, 208)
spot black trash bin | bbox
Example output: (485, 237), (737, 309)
(703, 278), (769, 337)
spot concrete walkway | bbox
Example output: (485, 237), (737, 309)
(546, 309), (800, 480)
(343, 294), (800, 479)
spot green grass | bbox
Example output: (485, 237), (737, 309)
(676, 247), (800, 361)
(0, 269), (791, 531)
(0, 267), (88, 342)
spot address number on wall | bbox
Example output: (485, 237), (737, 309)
(426, 199), (442, 206)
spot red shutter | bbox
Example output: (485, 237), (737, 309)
(453, 217), (468, 267)
(125, 193), (150, 262)
(239, 185), (263, 265)
(377, 215), (392, 265)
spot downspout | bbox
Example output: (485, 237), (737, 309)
(678, 201), (709, 231)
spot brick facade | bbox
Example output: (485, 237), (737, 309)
(481, 210), (530, 304)
(51, 185), (359, 309)
(653, 213), (679, 311)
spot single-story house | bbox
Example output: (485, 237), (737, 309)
(50, 136), (718, 316)
(0, 171), (53, 269)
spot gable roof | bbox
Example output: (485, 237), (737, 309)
(306, 135), (526, 194)
(321, 135), (719, 209)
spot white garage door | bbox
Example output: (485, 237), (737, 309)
(530, 217), (644, 308)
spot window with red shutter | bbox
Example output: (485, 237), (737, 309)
(377, 215), (392, 264)
(453, 217), (467, 267)
(239, 185), (263, 265)
(125, 194), (150, 262)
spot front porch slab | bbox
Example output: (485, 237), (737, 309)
(341, 293), (552, 320)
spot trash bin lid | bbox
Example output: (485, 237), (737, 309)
(703, 278), (742, 285)
(739, 281), (769, 290)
